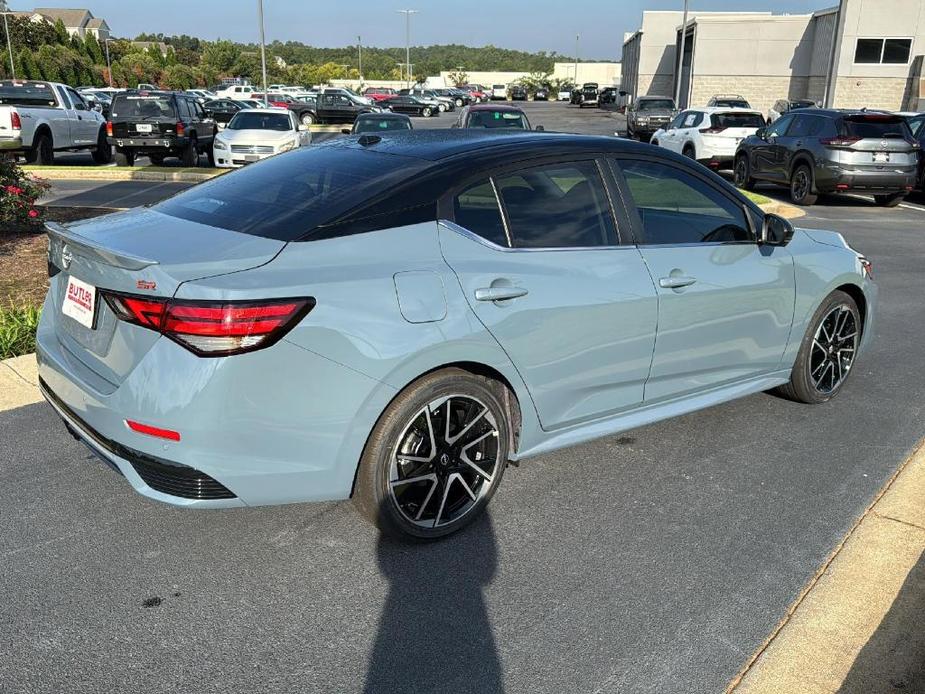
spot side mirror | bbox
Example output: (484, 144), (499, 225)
(759, 213), (794, 246)
(535, 125), (544, 132)
(93, 103), (102, 113)
(340, 127), (351, 134)
(755, 127), (767, 140)
(204, 109), (214, 118)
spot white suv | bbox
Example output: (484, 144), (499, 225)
(650, 107), (766, 171)
(491, 84), (507, 100)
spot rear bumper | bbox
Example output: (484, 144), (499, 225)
(816, 165), (917, 194)
(35, 298), (395, 508)
(108, 136), (189, 151)
(0, 135), (24, 150)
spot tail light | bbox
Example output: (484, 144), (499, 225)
(105, 120), (112, 137)
(102, 293), (315, 356)
(176, 121), (185, 137)
(821, 136), (861, 147)
(10, 111), (21, 130)
(699, 126), (726, 134)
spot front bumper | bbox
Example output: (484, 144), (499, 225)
(36, 299), (392, 508)
(816, 165), (917, 194)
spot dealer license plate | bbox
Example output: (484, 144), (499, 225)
(873, 152), (889, 163)
(136, 123), (153, 133)
(62, 276), (97, 329)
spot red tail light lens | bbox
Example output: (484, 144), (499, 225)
(821, 136), (861, 147)
(10, 111), (22, 130)
(699, 127), (726, 134)
(176, 121), (185, 137)
(106, 120), (112, 137)
(103, 293), (314, 356)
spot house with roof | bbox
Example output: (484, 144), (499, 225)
(10, 7), (111, 41)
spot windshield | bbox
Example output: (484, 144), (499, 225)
(712, 112), (765, 128)
(155, 145), (427, 240)
(468, 110), (528, 129)
(355, 117), (411, 133)
(111, 95), (176, 119)
(842, 116), (911, 139)
(227, 112), (292, 131)
(0, 82), (57, 107)
(638, 99), (674, 110)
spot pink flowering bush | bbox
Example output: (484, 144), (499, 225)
(1, 158), (51, 230)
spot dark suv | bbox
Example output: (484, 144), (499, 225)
(108, 90), (216, 166)
(734, 110), (919, 206)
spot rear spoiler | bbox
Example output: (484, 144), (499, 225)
(45, 221), (159, 271)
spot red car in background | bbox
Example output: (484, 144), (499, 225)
(461, 85), (488, 103)
(363, 87), (397, 102)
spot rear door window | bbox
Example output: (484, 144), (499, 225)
(453, 180), (508, 247)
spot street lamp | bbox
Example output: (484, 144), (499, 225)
(104, 37), (113, 88)
(396, 9), (418, 89)
(573, 34), (579, 86)
(257, 0), (268, 106)
(395, 61), (404, 84)
(357, 35), (362, 82)
(674, 0), (689, 107)
(0, 5), (15, 80)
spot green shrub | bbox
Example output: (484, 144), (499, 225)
(0, 158), (51, 229)
(0, 304), (41, 359)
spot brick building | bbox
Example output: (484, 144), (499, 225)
(621, 0), (924, 114)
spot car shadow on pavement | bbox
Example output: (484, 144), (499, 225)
(837, 549), (925, 693)
(364, 510), (503, 694)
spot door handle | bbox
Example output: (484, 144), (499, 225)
(475, 286), (528, 302)
(659, 275), (697, 289)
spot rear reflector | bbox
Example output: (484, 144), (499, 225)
(836, 184), (850, 190)
(821, 136), (861, 147)
(103, 293), (315, 357)
(126, 419), (181, 442)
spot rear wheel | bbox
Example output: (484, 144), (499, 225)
(353, 368), (511, 540)
(437, 102), (447, 112)
(733, 155), (756, 190)
(790, 164), (817, 206)
(91, 128), (112, 164)
(300, 112), (315, 126)
(682, 144), (696, 159)
(874, 192), (905, 207)
(651, 139), (660, 147)
(776, 290), (860, 404)
(455, 98), (463, 107)
(115, 149), (135, 167)
(28, 133), (54, 165)
(422, 106), (433, 117)
(180, 136), (198, 167)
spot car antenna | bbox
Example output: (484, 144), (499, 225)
(357, 134), (381, 146)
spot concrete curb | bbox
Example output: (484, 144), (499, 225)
(758, 200), (807, 220)
(0, 353), (41, 411)
(26, 168), (226, 183)
(727, 439), (925, 693)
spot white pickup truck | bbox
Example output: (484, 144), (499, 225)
(0, 80), (111, 165)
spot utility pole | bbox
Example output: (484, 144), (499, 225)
(574, 34), (579, 86)
(257, 0), (268, 106)
(104, 38), (112, 87)
(1, 2), (14, 80)
(396, 61), (404, 84)
(397, 9), (418, 89)
(357, 35), (362, 82)
(674, 0), (689, 107)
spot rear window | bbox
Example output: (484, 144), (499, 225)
(154, 144), (428, 241)
(841, 116), (912, 139)
(711, 112), (765, 128)
(468, 110), (528, 129)
(111, 95), (176, 119)
(791, 100), (816, 109)
(228, 112), (292, 131)
(0, 82), (57, 107)
(355, 117), (411, 133)
(714, 99), (750, 108)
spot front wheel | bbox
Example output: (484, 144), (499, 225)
(422, 106), (433, 117)
(353, 368), (511, 540)
(733, 155), (756, 190)
(790, 164), (818, 205)
(301, 112), (315, 126)
(874, 192), (905, 207)
(91, 128), (112, 165)
(437, 102), (447, 112)
(455, 98), (463, 107)
(775, 290), (861, 404)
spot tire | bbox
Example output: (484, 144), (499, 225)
(651, 139), (659, 147)
(353, 368), (511, 541)
(148, 153), (165, 166)
(300, 112), (315, 126)
(682, 144), (696, 159)
(115, 150), (135, 167)
(627, 122), (635, 139)
(205, 145), (215, 167)
(733, 154), (756, 190)
(874, 192), (905, 207)
(91, 128), (112, 165)
(790, 164), (818, 206)
(180, 136), (198, 167)
(422, 106), (433, 118)
(29, 132), (54, 165)
(775, 290), (861, 404)
(455, 98), (463, 107)
(437, 102), (447, 112)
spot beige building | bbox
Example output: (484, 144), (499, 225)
(622, 0), (924, 114)
(435, 62), (621, 89)
(11, 7), (111, 41)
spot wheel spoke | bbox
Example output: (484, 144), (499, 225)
(414, 478), (440, 521)
(433, 475), (455, 527)
(812, 339), (827, 354)
(390, 472), (437, 488)
(396, 406), (436, 463)
(446, 405), (487, 446)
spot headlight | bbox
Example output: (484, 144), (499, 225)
(214, 139), (228, 150)
(277, 139), (297, 152)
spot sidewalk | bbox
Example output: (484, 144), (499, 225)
(728, 440), (925, 693)
(0, 353), (41, 410)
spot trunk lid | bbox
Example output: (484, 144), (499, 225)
(46, 208), (286, 386)
(828, 115), (918, 168)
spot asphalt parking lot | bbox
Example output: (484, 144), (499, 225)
(6, 101), (925, 693)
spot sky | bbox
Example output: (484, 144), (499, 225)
(32, 0), (830, 59)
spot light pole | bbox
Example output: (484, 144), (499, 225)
(1, 6), (15, 80)
(357, 35), (362, 82)
(573, 34), (579, 86)
(396, 61), (404, 84)
(104, 37), (113, 87)
(257, 0), (268, 106)
(397, 9), (417, 89)
(674, 0), (689, 107)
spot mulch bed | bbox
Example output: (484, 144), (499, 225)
(1, 207), (114, 306)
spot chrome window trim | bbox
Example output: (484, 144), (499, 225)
(438, 219), (633, 253)
(488, 177), (513, 247)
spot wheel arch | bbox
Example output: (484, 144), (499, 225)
(789, 151), (816, 179)
(32, 123), (53, 147)
(833, 282), (867, 338)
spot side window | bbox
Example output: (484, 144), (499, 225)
(495, 161), (617, 248)
(55, 86), (72, 108)
(176, 98), (191, 120)
(453, 179), (508, 247)
(618, 159), (753, 245)
(192, 101), (205, 119)
(670, 111), (689, 128)
(66, 88), (86, 109)
(785, 115), (812, 138)
(682, 111), (701, 128)
(766, 113), (793, 137)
